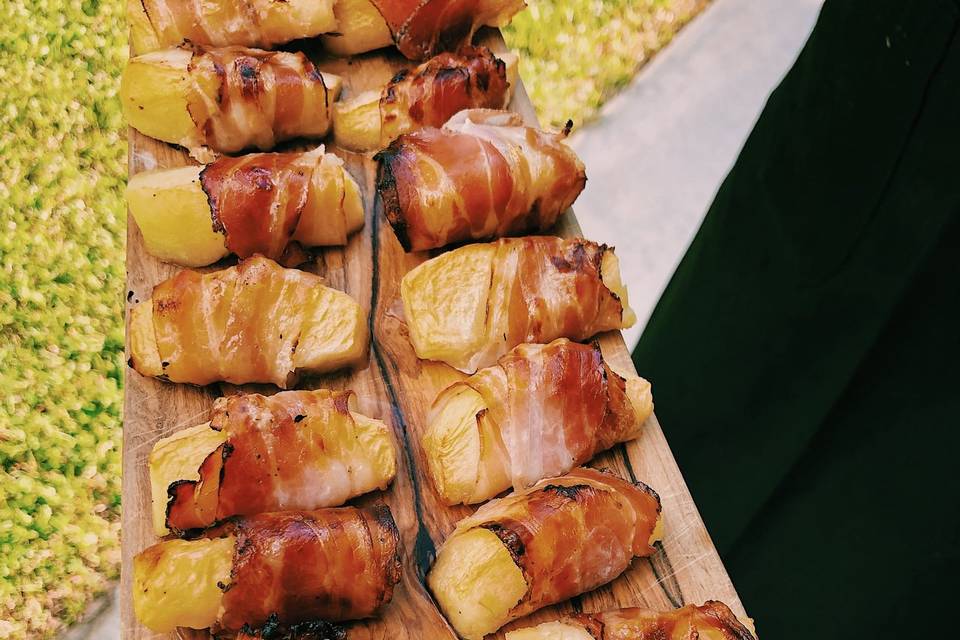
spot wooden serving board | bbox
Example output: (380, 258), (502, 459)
(121, 29), (747, 640)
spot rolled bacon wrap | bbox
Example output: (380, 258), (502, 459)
(132, 507), (402, 633)
(378, 109), (585, 251)
(370, 0), (527, 60)
(200, 148), (361, 260)
(128, 256), (368, 387)
(506, 601), (757, 640)
(162, 389), (396, 534)
(189, 46), (335, 154)
(424, 339), (653, 504)
(401, 236), (635, 372)
(428, 468), (662, 639)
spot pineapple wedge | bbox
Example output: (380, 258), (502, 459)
(319, 0), (394, 57)
(506, 623), (594, 640)
(133, 536), (235, 632)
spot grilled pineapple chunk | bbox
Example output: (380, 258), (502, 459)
(126, 154), (364, 267)
(149, 423), (228, 536)
(320, 0), (393, 56)
(427, 527), (528, 640)
(128, 300), (162, 377)
(506, 623), (594, 640)
(133, 536), (234, 632)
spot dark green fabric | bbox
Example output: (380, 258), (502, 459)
(632, 1), (960, 637)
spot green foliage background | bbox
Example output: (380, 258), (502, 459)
(0, 1), (703, 637)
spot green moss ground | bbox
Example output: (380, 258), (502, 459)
(0, 1), (702, 637)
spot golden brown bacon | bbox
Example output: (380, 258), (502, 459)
(509, 602), (757, 640)
(425, 339), (653, 504)
(370, 0), (527, 60)
(129, 0), (337, 53)
(429, 468), (662, 637)
(379, 46), (510, 146)
(164, 390), (396, 533)
(219, 507), (402, 632)
(189, 46), (334, 154)
(132, 256), (367, 387)
(199, 148), (353, 261)
(377, 109), (585, 251)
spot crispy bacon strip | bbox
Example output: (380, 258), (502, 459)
(442, 468), (661, 624)
(515, 602), (757, 640)
(188, 46), (334, 154)
(370, 0), (526, 60)
(133, 0), (336, 52)
(219, 507), (402, 632)
(430, 339), (653, 501)
(144, 256), (366, 387)
(378, 46), (510, 146)
(166, 389), (395, 533)
(199, 148), (354, 261)
(377, 109), (585, 251)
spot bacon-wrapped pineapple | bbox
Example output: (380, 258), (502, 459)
(377, 109), (585, 251)
(333, 46), (517, 152)
(150, 389), (396, 536)
(128, 256), (367, 387)
(128, 0), (337, 55)
(133, 506), (402, 633)
(423, 339), (652, 505)
(401, 236), (635, 373)
(506, 602), (757, 640)
(127, 148), (363, 267)
(320, 0), (526, 59)
(121, 46), (341, 159)
(427, 468), (662, 640)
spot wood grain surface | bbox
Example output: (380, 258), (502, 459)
(121, 29), (748, 640)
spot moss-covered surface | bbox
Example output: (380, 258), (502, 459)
(0, 1), (701, 638)
(503, 0), (708, 128)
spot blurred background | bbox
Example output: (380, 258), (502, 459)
(0, 0), (822, 638)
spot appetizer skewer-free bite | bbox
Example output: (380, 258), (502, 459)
(128, 0), (338, 54)
(377, 109), (585, 251)
(334, 46), (517, 152)
(127, 147), (364, 267)
(133, 507), (402, 633)
(128, 256), (367, 387)
(428, 467), (663, 640)
(321, 0), (527, 59)
(121, 46), (341, 159)
(424, 339), (653, 505)
(505, 601), (757, 640)
(151, 389), (396, 535)
(401, 236), (635, 373)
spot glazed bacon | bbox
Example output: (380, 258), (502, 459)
(377, 109), (585, 251)
(165, 390), (395, 533)
(527, 601), (757, 640)
(188, 46), (335, 154)
(430, 339), (653, 502)
(132, 0), (336, 52)
(219, 507), (402, 632)
(142, 256), (366, 387)
(200, 148), (356, 261)
(370, 0), (526, 60)
(448, 468), (661, 623)
(378, 46), (511, 147)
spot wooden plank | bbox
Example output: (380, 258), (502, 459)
(121, 29), (747, 640)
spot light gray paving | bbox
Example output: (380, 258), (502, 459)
(571, 0), (824, 348)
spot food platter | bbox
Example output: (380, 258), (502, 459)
(121, 28), (748, 640)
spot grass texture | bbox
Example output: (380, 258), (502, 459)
(0, 1), (702, 637)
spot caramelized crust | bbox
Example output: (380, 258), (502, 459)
(219, 506), (402, 632)
(437, 468), (661, 625)
(370, 0), (526, 60)
(379, 46), (510, 146)
(188, 46), (334, 154)
(377, 109), (585, 251)
(165, 389), (396, 533)
(565, 601), (757, 640)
